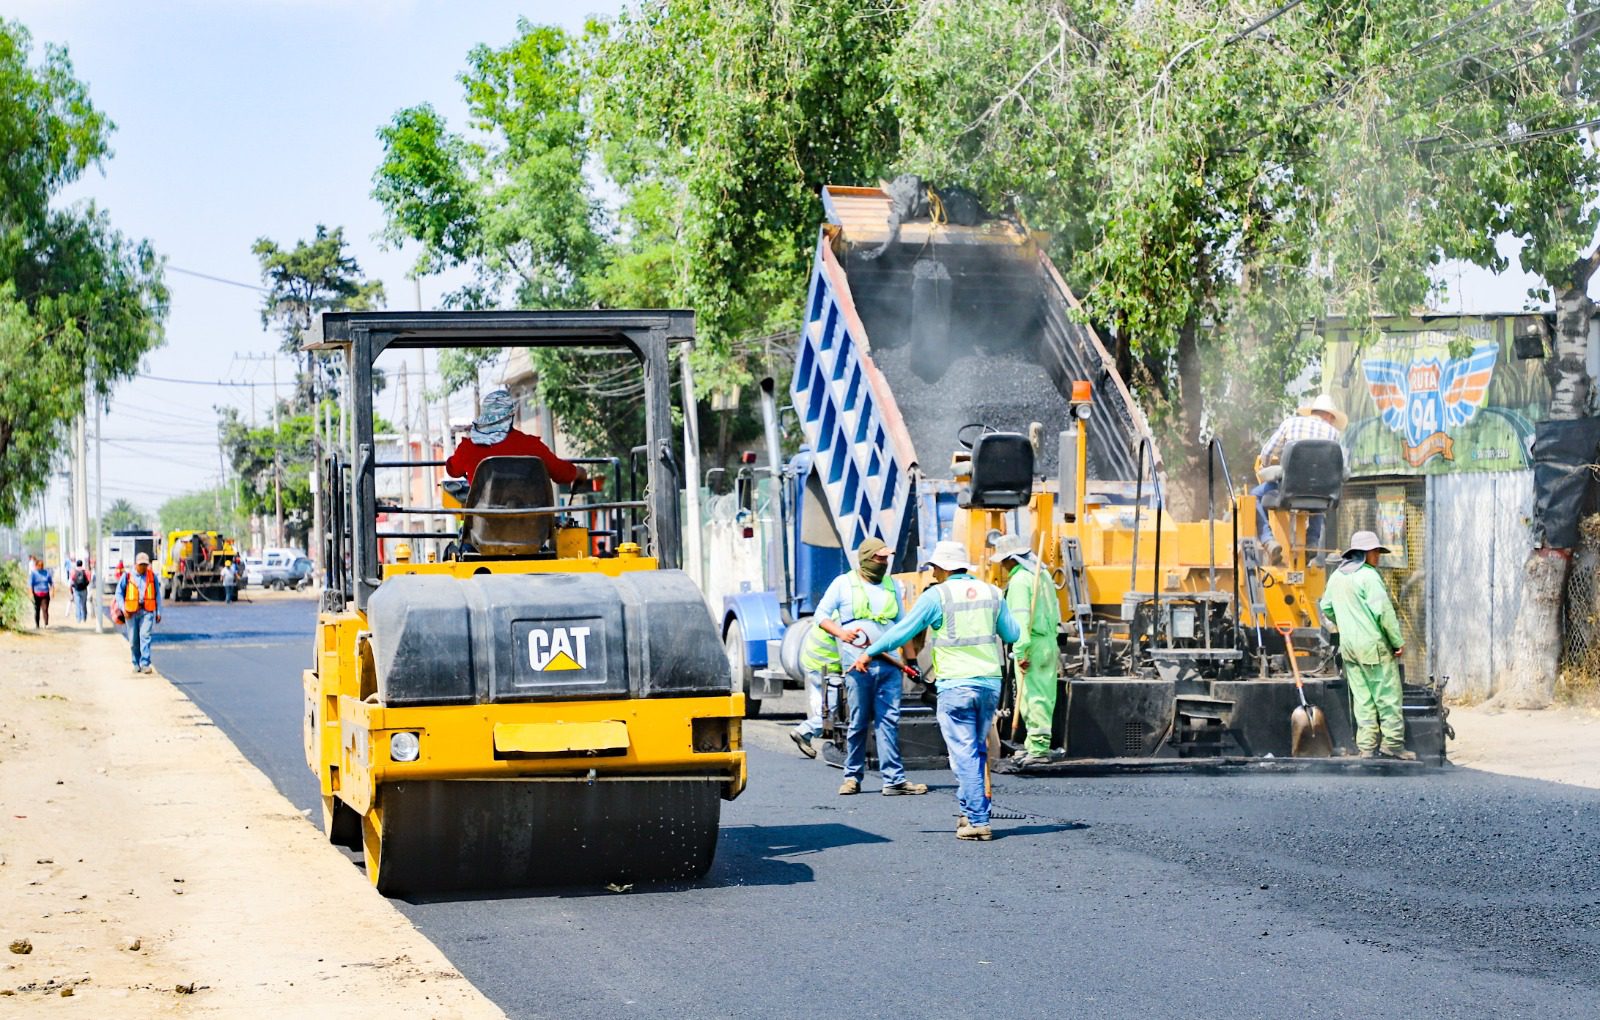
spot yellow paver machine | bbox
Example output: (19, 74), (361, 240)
(303, 310), (746, 894)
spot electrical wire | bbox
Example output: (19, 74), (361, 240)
(137, 373), (279, 388)
(167, 265), (269, 292)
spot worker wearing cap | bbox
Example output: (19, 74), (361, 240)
(854, 540), (1021, 840)
(115, 552), (163, 674)
(1252, 393), (1347, 559)
(799, 537), (928, 797)
(445, 388), (586, 487)
(992, 534), (1061, 768)
(1318, 530), (1414, 761)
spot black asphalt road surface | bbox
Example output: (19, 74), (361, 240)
(152, 598), (1600, 1019)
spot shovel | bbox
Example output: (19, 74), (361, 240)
(1279, 624), (1333, 757)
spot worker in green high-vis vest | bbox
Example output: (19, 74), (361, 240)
(1318, 530), (1416, 761)
(991, 534), (1061, 767)
(795, 537), (929, 797)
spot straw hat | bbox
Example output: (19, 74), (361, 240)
(1297, 393), (1349, 431)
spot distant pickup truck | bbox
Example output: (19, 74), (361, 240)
(258, 556), (314, 591)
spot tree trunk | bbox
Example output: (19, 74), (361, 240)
(1492, 269), (1597, 708)
(1165, 318), (1206, 519)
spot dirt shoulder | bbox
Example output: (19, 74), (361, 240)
(0, 622), (504, 1017)
(1446, 702), (1600, 789)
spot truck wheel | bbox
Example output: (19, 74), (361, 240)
(724, 619), (761, 718)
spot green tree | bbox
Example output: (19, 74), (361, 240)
(254, 225), (386, 354)
(590, 0), (906, 355)
(221, 406), (316, 550)
(102, 498), (147, 533)
(374, 21), (608, 443)
(0, 20), (167, 525)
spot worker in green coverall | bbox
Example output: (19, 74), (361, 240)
(1318, 530), (1417, 761)
(991, 534), (1061, 767)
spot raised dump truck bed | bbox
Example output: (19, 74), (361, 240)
(792, 185), (1153, 557)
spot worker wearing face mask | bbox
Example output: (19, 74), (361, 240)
(796, 537), (928, 797)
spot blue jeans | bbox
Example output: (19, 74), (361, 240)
(126, 610), (155, 669)
(1251, 481), (1324, 551)
(73, 588), (88, 621)
(223, 584), (236, 604)
(844, 660), (905, 785)
(936, 684), (1000, 826)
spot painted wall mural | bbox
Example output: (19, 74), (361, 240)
(1322, 315), (1550, 476)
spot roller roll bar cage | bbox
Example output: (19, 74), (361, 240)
(307, 309), (695, 611)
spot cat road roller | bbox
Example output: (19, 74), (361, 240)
(303, 310), (746, 894)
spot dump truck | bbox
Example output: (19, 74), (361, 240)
(101, 529), (163, 594)
(162, 530), (242, 601)
(722, 183), (1449, 765)
(303, 310), (746, 894)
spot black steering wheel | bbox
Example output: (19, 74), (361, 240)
(956, 423), (997, 451)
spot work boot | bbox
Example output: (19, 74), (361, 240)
(1358, 748), (1379, 760)
(142, 666), (153, 674)
(838, 778), (860, 795)
(1381, 748), (1418, 762)
(956, 822), (994, 841)
(789, 729), (817, 759)
(882, 782), (928, 796)
(1011, 751), (1050, 770)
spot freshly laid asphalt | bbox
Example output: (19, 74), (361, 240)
(151, 596), (1600, 1019)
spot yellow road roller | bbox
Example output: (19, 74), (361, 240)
(303, 310), (746, 894)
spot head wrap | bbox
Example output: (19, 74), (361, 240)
(470, 389), (517, 446)
(856, 536), (890, 583)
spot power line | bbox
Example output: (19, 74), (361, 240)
(1426, 115), (1600, 153)
(1224, 0), (1307, 46)
(167, 265), (268, 293)
(137, 373), (280, 388)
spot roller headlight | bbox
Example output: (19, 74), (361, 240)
(390, 731), (421, 763)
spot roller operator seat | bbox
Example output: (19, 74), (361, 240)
(462, 456), (555, 556)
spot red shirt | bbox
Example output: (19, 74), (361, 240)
(445, 429), (580, 486)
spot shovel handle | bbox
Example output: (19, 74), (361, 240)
(1276, 623), (1314, 707)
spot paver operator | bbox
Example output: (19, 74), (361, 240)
(445, 388), (586, 487)
(1318, 530), (1415, 761)
(1252, 393), (1346, 559)
(854, 540), (1020, 841)
(991, 534), (1061, 768)
(115, 552), (162, 675)
(798, 537), (929, 797)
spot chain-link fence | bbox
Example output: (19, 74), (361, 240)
(1560, 515), (1600, 691)
(1333, 471), (1535, 701)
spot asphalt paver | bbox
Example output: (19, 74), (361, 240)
(154, 598), (1600, 1019)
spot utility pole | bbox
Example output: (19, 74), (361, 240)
(72, 410), (88, 560)
(398, 362), (415, 516)
(92, 382), (103, 633)
(413, 277), (436, 555)
(272, 355), (283, 547)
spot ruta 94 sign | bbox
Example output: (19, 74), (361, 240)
(1322, 315), (1550, 477)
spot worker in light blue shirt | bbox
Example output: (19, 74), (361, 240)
(853, 540), (1020, 841)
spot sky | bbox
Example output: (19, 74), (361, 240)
(14, 0), (623, 531)
(10, 0), (1575, 535)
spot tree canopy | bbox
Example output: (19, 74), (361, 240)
(0, 20), (167, 526)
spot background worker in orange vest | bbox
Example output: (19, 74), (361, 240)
(114, 551), (162, 674)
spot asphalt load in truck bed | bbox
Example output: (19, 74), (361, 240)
(868, 342), (1076, 478)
